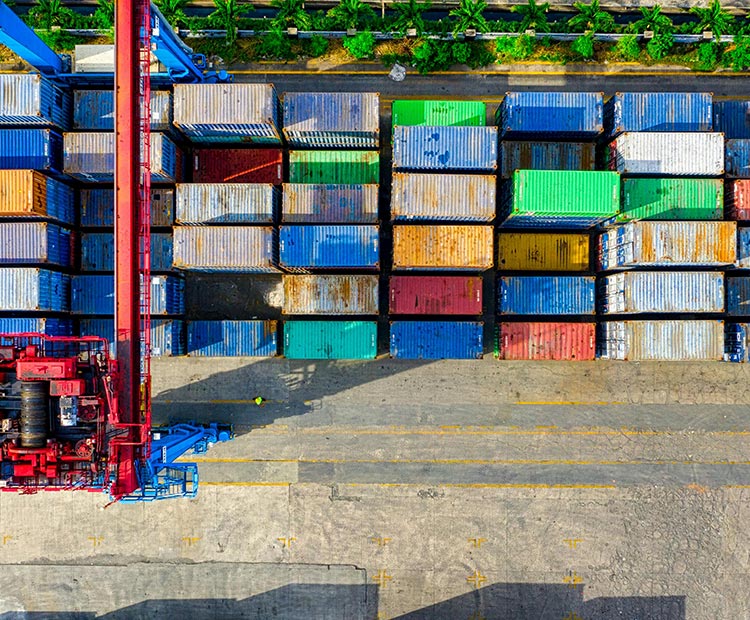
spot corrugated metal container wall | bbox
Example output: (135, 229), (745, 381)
(500, 170), (620, 228)
(499, 276), (596, 315)
(281, 184), (379, 223)
(0, 318), (72, 336)
(175, 183), (278, 224)
(288, 151), (380, 184)
(389, 321), (484, 359)
(727, 277), (750, 315)
(279, 225), (379, 271)
(80, 318), (185, 356)
(73, 90), (172, 131)
(597, 221), (737, 269)
(192, 149), (283, 184)
(497, 322), (596, 361)
(72, 275), (184, 315)
(499, 142), (596, 179)
(173, 83), (281, 143)
(172, 226), (277, 272)
(605, 92), (712, 136)
(726, 140), (750, 178)
(737, 228), (750, 268)
(726, 180), (750, 220)
(0, 74), (70, 129)
(392, 225), (494, 270)
(725, 323), (750, 362)
(391, 100), (486, 127)
(607, 132), (724, 176)
(79, 188), (173, 227)
(64, 132), (178, 182)
(389, 276), (482, 315)
(713, 100), (750, 139)
(619, 178), (724, 221)
(283, 320), (377, 359)
(497, 232), (590, 271)
(0, 129), (62, 171)
(283, 92), (379, 148)
(81, 232), (173, 272)
(0, 268), (69, 312)
(390, 173), (496, 222)
(283, 275), (379, 315)
(0, 222), (71, 267)
(187, 320), (278, 356)
(598, 320), (724, 361)
(498, 92), (604, 138)
(0, 170), (74, 225)
(392, 126), (498, 172)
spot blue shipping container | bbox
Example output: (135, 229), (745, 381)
(0, 268), (69, 312)
(0, 222), (71, 267)
(79, 188), (174, 228)
(499, 276), (596, 315)
(72, 275), (184, 315)
(727, 277), (750, 316)
(713, 100), (750, 140)
(0, 318), (72, 336)
(739, 228), (750, 269)
(498, 92), (604, 138)
(80, 318), (185, 357)
(605, 92), (712, 136)
(73, 90), (172, 132)
(726, 140), (750, 178)
(725, 323), (750, 362)
(392, 126), (498, 172)
(81, 233), (173, 272)
(187, 320), (277, 357)
(389, 321), (484, 359)
(279, 225), (380, 271)
(0, 74), (71, 129)
(0, 129), (62, 171)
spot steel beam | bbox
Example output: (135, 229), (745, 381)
(0, 2), (63, 75)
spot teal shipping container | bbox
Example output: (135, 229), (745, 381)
(283, 321), (377, 359)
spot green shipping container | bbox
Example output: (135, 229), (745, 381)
(618, 178), (724, 222)
(283, 320), (377, 359)
(289, 151), (380, 184)
(392, 100), (486, 127)
(501, 170), (620, 229)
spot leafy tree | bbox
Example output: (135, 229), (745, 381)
(306, 34), (329, 57)
(28, 0), (76, 30)
(392, 0), (431, 35)
(629, 5), (674, 35)
(571, 32), (595, 59)
(511, 0), (550, 34)
(411, 39), (453, 73)
(452, 42), (472, 64)
(495, 33), (535, 61)
(343, 30), (375, 58)
(258, 28), (294, 59)
(271, 0), (312, 30)
(209, 0), (253, 46)
(448, 0), (490, 36)
(612, 34), (640, 60)
(695, 40), (722, 70)
(727, 35), (750, 70)
(466, 42), (496, 67)
(93, 0), (114, 29)
(689, 0), (734, 38)
(156, 0), (190, 28)
(327, 0), (376, 30)
(567, 0), (615, 34)
(646, 31), (674, 60)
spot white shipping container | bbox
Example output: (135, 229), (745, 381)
(173, 226), (278, 272)
(607, 132), (724, 176)
(599, 320), (724, 361)
(175, 183), (279, 224)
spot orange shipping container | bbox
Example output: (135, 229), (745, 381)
(392, 225), (494, 270)
(0, 170), (74, 225)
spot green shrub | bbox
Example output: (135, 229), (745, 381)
(695, 41), (722, 71)
(646, 32), (674, 60)
(571, 33), (595, 60)
(496, 34), (535, 61)
(258, 29), (294, 59)
(612, 34), (640, 61)
(466, 42), (497, 68)
(343, 31), (375, 59)
(727, 35), (750, 71)
(305, 35), (329, 58)
(451, 42), (472, 65)
(411, 39), (453, 73)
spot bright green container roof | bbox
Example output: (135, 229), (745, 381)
(283, 321), (377, 359)
(392, 100), (486, 127)
(289, 151), (380, 184)
(618, 178), (724, 222)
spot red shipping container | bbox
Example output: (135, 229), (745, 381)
(193, 149), (283, 184)
(498, 322), (595, 361)
(389, 276), (482, 315)
(726, 180), (750, 220)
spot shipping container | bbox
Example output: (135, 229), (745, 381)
(497, 322), (596, 361)
(389, 321), (484, 359)
(598, 320), (724, 361)
(175, 183), (279, 224)
(391, 100), (486, 127)
(80, 188), (173, 227)
(726, 139), (750, 178)
(605, 92), (712, 137)
(599, 272), (724, 314)
(392, 126), (498, 172)
(283, 320), (377, 359)
(0, 268), (69, 312)
(73, 90), (172, 131)
(500, 170), (620, 228)
(281, 184), (379, 223)
(0, 170), (74, 225)
(80, 318), (185, 356)
(389, 275), (482, 315)
(173, 226), (277, 272)
(618, 178), (723, 222)
(738, 228), (750, 268)
(725, 323), (750, 362)
(498, 92), (604, 138)
(727, 277), (750, 315)
(64, 132), (178, 182)
(597, 221), (737, 270)
(173, 83), (281, 143)
(283, 275), (378, 314)
(726, 180), (750, 220)
(713, 100), (750, 139)
(279, 225), (379, 271)
(0, 129), (62, 171)
(288, 151), (379, 184)
(0, 318), (72, 336)
(392, 225), (493, 270)
(0, 222), (71, 267)
(81, 232), (173, 272)
(187, 320), (277, 357)
(72, 274), (184, 315)
(283, 92), (379, 148)
(497, 232), (590, 271)
(607, 132), (724, 176)
(390, 173), (496, 222)
(0, 74), (70, 129)
(192, 149), (283, 184)
(499, 276), (596, 315)
(499, 141), (596, 179)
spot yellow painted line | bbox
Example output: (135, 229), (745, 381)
(191, 457), (750, 466)
(200, 481), (291, 487)
(516, 401), (626, 406)
(231, 68), (750, 77)
(346, 482), (618, 489)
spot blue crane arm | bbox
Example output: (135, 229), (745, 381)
(0, 1), (63, 76)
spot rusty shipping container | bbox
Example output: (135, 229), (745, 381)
(389, 276), (483, 315)
(175, 183), (279, 224)
(497, 232), (590, 271)
(392, 226), (493, 270)
(282, 184), (379, 223)
(192, 149), (283, 184)
(497, 322), (596, 361)
(0, 170), (74, 225)
(598, 320), (724, 361)
(283, 275), (379, 315)
(726, 180), (750, 220)
(499, 142), (596, 179)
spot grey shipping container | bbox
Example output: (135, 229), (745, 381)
(80, 188), (174, 228)
(73, 90), (172, 131)
(607, 132), (724, 176)
(281, 184), (379, 223)
(499, 142), (596, 179)
(598, 320), (724, 361)
(175, 183), (279, 224)
(172, 226), (278, 272)
(0, 222), (72, 267)
(0, 74), (71, 129)
(0, 268), (70, 312)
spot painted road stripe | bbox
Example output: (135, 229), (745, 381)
(191, 457), (750, 466)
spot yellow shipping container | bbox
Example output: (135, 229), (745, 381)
(0, 170), (48, 217)
(497, 232), (590, 271)
(392, 225), (494, 270)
